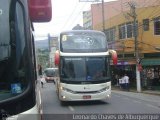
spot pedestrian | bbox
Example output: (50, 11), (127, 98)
(121, 75), (125, 90)
(41, 78), (44, 88)
(40, 75), (46, 88)
(124, 74), (129, 91)
(115, 74), (119, 86)
(119, 76), (123, 89)
(38, 64), (43, 77)
(38, 64), (43, 87)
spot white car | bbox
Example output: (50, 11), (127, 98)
(43, 68), (58, 83)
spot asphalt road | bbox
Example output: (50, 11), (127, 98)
(41, 83), (160, 120)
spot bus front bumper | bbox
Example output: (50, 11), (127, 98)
(59, 89), (111, 101)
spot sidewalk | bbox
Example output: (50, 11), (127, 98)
(112, 85), (160, 96)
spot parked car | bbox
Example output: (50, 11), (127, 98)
(43, 68), (58, 83)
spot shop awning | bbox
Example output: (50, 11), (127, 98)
(142, 59), (160, 65)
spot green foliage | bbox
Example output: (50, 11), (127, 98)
(36, 48), (49, 69)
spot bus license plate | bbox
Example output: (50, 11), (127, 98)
(83, 95), (91, 99)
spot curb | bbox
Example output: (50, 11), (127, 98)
(112, 87), (160, 96)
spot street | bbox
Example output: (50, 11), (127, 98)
(41, 83), (160, 120)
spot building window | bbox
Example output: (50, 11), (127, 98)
(110, 28), (116, 41)
(143, 19), (149, 31)
(154, 18), (160, 35)
(105, 30), (110, 41)
(104, 27), (116, 42)
(133, 22), (138, 37)
(119, 23), (134, 39)
(119, 24), (126, 39)
(126, 23), (133, 38)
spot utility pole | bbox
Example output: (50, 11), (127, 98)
(128, 2), (141, 92)
(102, 0), (105, 31)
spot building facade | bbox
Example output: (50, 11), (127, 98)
(48, 34), (58, 67)
(83, 10), (92, 30)
(91, 0), (160, 90)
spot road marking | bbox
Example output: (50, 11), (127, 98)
(132, 100), (141, 104)
(68, 106), (75, 111)
(39, 91), (42, 105)
(146, 104), (160, 110)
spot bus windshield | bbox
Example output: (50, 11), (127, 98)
(60, 56), (110, 83)
(0, 0), (10, 61)
(60, 30), (108, 53)
(0, 0), (28, 102)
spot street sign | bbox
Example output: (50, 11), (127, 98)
(79, 0), (101, 2)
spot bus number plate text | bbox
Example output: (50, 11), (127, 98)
(83, 95), (91, 99)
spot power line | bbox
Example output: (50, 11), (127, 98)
(67, 2), (88, 29)
(60, 1), (80, 31)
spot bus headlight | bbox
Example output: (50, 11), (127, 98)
(99, 86), (110, 93)
(60, 86), (75, 93)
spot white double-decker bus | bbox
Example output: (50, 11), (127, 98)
(54, 30), (117, 105)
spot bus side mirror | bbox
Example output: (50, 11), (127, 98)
(109, 50), (118, 65)
(55, 50), (60, 66)
(28, 0), (52, 22)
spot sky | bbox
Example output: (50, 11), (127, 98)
(33, 0), (117, 40)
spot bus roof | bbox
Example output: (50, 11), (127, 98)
(60, 30), (105, 35)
